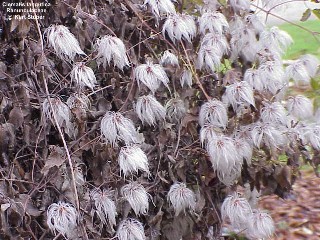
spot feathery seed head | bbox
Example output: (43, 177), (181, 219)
(197, 44), (222, 73)
(200, 124), (220, 146)
(91, 188), (117, 227)
(121, 182), (149, 216)
(180, 69), (193, 88)
(233, 137), (253, 165)
(286, 95), (313, 120)
(229, 0), (250, 12)
(199, 11), (229, 35)
(250, 122), (288, 149)
(136, 95), (166, 125)
(162, 13), (196, 43)
(144, 0), (176, 18)
(221, 193), (252, 230)
(167, 182), (196, 216)
(244, 68), (264, 91)
(260, 26), (293, 54)
(101, 111), (140, 146)
(222, 81), (255, 112)
(47, 202), (78, 237)
(258, 61), (286, 94)
(206, 135), (242, 180)
(303, 124), (320, 150)
(199, 99), (228, 128)
(245, 14), (265, 33)
(285, 60), (311, 85)
(246, 210), (275, 239)
(134, 60), (169, 94)
(71, 62), (97, 90)
(45, 25), (85, 61)
(201, 32), (229, 56)
(118, 145), (149, 177)
(42, 98), (76, 138)
(116, 218), (146, 240)
(165, 97), (187, 122)
(261, 102), (287, 125)
(300, 54), (319, 78)
(95, 35), (130, 70)
(230, 27), (257, 61)
(160, 50), (179, 66)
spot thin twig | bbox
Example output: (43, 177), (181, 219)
(31, 0), (80, 212)
(180, 42), (211, 100)
(251, 3), (320, 43)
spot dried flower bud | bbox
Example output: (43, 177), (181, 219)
(118, 145), (149, 177)
(71, 62), (97, 90)
(134, 60), (170, 94)
(221, 193), (252, 231)
(165, 97), (187, 122)
(160, 50), (179, 66)
(168, 182), (196, 216)
(199, 99), (228, 129)
(101, 111), (140, 146)
(136, 95), (166, 125)
(45, 25), (85, 61)
(47, 202), (78, 237)
(246, 210), (275, 239)
(162, 13), (196, 43)
(121, 182), (149, 216)
(91, 188), (117, 227)
(74, 163), (85, 186)
(116, 218), (146, 240)
(95, 35), (130, 70)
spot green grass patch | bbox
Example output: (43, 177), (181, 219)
(279, 20), (320, 59)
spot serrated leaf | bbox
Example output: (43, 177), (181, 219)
(301, 9), (311, 22)
(312, 9), (320, 19)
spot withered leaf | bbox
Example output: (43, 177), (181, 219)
(41, 146), (66, 176)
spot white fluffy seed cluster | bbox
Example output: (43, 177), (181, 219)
(221, 193), (275, 239)
(47, 202), (78, 238)
(45, 25), (85, 61)
(44, 1), (320, 239)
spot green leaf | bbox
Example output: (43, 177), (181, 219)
(312, 9), (320, 19)
(311, 77), (320, 91)
(217, 0), (227, 6)
(301, 9), (311, 22)
(313, 95), (320, 109)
